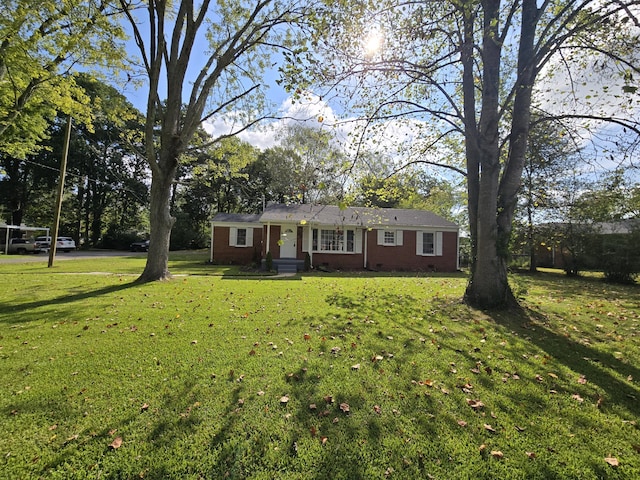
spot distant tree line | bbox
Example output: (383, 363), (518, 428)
(1, 75), (461, 251)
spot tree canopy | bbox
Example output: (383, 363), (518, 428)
(0, 0), (127, 157)
(120, 0), (309, 282)
(293, 0), (640, 308)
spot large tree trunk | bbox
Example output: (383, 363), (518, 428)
(464, 162), (514, 308)
(463, 0), (538, 309)
(462, 0), (514, 309)
(137, 151), (178, 282)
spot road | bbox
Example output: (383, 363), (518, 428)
(0, 249), (145, 264)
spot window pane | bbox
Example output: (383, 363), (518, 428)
(422, 232), (434, 254)
(236, 228), (247, 246)
(320, 229), (345, 252)
(346, 230), (354, 252)
(384, 231), (395, 244)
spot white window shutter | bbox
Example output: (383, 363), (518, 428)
(377, 229), (384, 245)
(246, 228), (254, 247)
(436, 231), (443, 256)
(396, 230), (403, 246)
(416, 231), (423, 255)
(355, 229), (363, 253)
(229, 227), (237, 246)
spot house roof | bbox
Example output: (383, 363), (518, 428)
(214, 204), (458, 230)
(211, 213), (262, 224)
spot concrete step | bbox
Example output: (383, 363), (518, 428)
(277, 264), (298, 274)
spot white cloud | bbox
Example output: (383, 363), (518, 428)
(202, 92), (343, 150)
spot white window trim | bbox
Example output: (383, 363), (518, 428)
(416, 230), (443, 256)
(303, 227), (361, 254)
(229, 226), (254, 247)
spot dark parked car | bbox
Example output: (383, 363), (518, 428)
(130, 240), (150, 252)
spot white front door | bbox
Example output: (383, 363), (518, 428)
(280, 225), (297, 258)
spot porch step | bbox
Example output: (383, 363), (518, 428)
(277, 263), (298, 274)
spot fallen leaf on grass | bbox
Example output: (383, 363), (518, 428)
(548, 372), (558, 379)
(605, 457), (619, 467)
(108, 437), (122, 450)
(571, 394), (584, 403)
(351, 364), (360, 370)
(140, 403), (149, 412)
(466, 398), (485, 409)
(339, 403), (350, 413)
(526, 451), (537, 459)
(457, 420), (467, 427)
(491, 450), (503, 459)
(280, 395), (289, 404)
(514, 425), (526, 432)
(373, 405), (382, 414)
(484, 424), (496, 433)
(577, 375), (587, 384)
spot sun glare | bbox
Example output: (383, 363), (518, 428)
(364, 28), (384, 57)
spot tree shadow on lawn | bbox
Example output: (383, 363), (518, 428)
(0, 281), (138, 324)
(490, 306), (640, 418)
(7, 373), (232, 478)
(327, 283), (640, 417)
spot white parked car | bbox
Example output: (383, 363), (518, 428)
(34, 236), (77, 252)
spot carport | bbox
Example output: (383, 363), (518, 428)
(0, 223), (50, 254)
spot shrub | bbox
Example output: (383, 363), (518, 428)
(265, 251), (273, 271)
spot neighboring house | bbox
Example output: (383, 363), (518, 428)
(210, 204), (459, 273)
(535, 219), (640, 270)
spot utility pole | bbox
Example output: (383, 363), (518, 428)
(48, 116), (72, 267)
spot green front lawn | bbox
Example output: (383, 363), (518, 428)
(1, 256), (639, 479)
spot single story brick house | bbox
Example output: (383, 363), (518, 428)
(210, 203), (459, 273)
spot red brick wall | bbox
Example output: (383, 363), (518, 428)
(309, 229), (458, 272)
(215, 225), (458, 272)
(262, 225), (282, 259)
(365, 230), (458, 272)
(212, 226), (263, 264)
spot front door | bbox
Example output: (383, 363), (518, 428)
(279, 225), (297, 258)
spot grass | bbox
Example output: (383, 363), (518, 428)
(1, 254), (639, 479)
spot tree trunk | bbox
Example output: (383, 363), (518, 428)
(463, 0), (515, 309)
(464, 161), (515, 308)
(463, 0), (538, 309)
(527, 203), (537, 272)
(137, 153), (177, 282)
